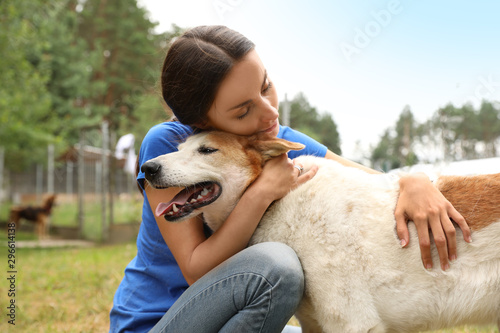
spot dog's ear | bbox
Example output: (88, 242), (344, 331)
(253, 138), (305, 161)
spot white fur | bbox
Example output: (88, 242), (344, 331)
(147, 133), (500, 333)
(252, 156), (500, 332)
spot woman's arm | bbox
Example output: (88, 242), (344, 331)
(324, 149), (471, 271)
(394, 173), (471, 270)
(147, 154), (318, 285)
(325, 150), (380, 174)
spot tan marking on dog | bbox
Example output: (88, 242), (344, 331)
(206, 132), (264, 187)
(204, 131), (304, 189)
(436, 173), (500, 230)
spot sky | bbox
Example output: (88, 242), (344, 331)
(137, 0), (500, 159)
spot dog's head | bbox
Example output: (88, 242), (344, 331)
(43, 194), (57, 212)
(141, 131), (304, 230)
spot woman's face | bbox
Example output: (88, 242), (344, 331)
(201, 49), (280, 137)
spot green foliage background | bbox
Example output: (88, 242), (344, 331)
(371, 102), (500, 171)
(1, 0), (498, 173)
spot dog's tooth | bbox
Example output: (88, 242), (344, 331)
(190, 198), (197, 203)
(172, 204), (179, 213)
(197, 195), (203, 200)
(201, 188), (209, 196)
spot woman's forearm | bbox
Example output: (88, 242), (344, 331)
(324, 150), (380, 174)
(187, 186), (273, 282)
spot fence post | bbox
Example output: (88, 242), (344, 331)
(78, 130), (85, 239)
(47, 144), (54, 194)
(109, 130), (116, 227)
(282, 93), (290, 127)
(101, 121), (109, 242)
(0, 147), (4, 202)
(36, 164), (43, 201)
(66, 161), (73, 195)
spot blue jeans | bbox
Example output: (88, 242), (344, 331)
(149, 242), (304, 333)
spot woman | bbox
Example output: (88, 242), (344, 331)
(110, 25), (471, 333)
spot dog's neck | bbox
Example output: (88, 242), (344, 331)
(200, 158), (319, 232)
(202, 173), (259, 232)
(42, 198), (55, 213)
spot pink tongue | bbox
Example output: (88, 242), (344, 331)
(155, 190), (193, 217)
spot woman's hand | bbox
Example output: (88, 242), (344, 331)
(395, 173), (472, 271)
(249, 154), (318, 203)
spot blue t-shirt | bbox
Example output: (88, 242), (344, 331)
(109, 122), (327, 332)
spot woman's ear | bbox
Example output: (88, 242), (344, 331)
(193, 118), (211, 130)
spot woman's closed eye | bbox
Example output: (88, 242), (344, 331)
(237, 106), (251, 119)
(236, 79), (273, 120)
(262, 81), (272, 94)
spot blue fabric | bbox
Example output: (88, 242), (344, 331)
(109, 122), (326, 332)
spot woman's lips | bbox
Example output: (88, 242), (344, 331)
(262, 122), (278, 133)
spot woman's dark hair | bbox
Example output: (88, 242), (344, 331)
(136, 26), (255, 192)
(161, 25), (255, 126)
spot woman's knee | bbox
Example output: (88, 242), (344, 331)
(246, 242), (304, 296)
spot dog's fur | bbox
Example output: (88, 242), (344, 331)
(143, 131), (500, 333)
(9, 194), (56, 239)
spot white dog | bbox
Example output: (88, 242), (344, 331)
(143, 131), (500, 333)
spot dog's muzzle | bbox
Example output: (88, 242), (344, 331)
(142, 161), (162, 183)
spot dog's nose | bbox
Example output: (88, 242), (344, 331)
(141, 161), (161, 180)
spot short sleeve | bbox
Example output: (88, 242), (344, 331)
(278, 125), (328, 159)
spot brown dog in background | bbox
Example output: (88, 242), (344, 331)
(9, 194), (56, 239)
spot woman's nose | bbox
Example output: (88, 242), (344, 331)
(259, 98), (279, 121)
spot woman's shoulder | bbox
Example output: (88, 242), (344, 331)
(278, 125), (327, 158)
(140, 121), (193, 162)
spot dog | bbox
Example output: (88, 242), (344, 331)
(9, 194), (56, 239)
(142, 131), (500, 333)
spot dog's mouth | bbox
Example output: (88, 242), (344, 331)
(155, 181), (222, 222)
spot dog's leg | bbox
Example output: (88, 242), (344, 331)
(35, 220), (40, 239)
(38, 215), (47, 239)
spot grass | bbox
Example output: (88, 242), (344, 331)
(1, 242), (137, 332)
(0, 195), (143, 241)
(0, 242), (498, 332)
(51, 198), (142, 227)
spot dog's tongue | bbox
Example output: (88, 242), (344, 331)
(155, 190), (192, 217)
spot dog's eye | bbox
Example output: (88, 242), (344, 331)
(198, 146), (219, 155)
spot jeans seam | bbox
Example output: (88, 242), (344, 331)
(159, 272), (275, 333)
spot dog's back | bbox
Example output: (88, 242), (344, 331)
(250, 156), (500, 333)
(437, 173), (500, 230)
(15, 206), (46, 221)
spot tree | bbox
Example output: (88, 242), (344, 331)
(454, 104), (480, 160)
(121, 24), (186, 138)
(281, 93), (341, 154)
(370, 106), (419, 171)
(477, 101), (500, 157)
(393, 106), (419, 166)
(76, 0), (162, 135)
(44, 0), (105, 145)
(426, 101), (499, 161)
(0, 0), (54, 169)
(370, 129), (400, 171)
(374, 101), (500, 168)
